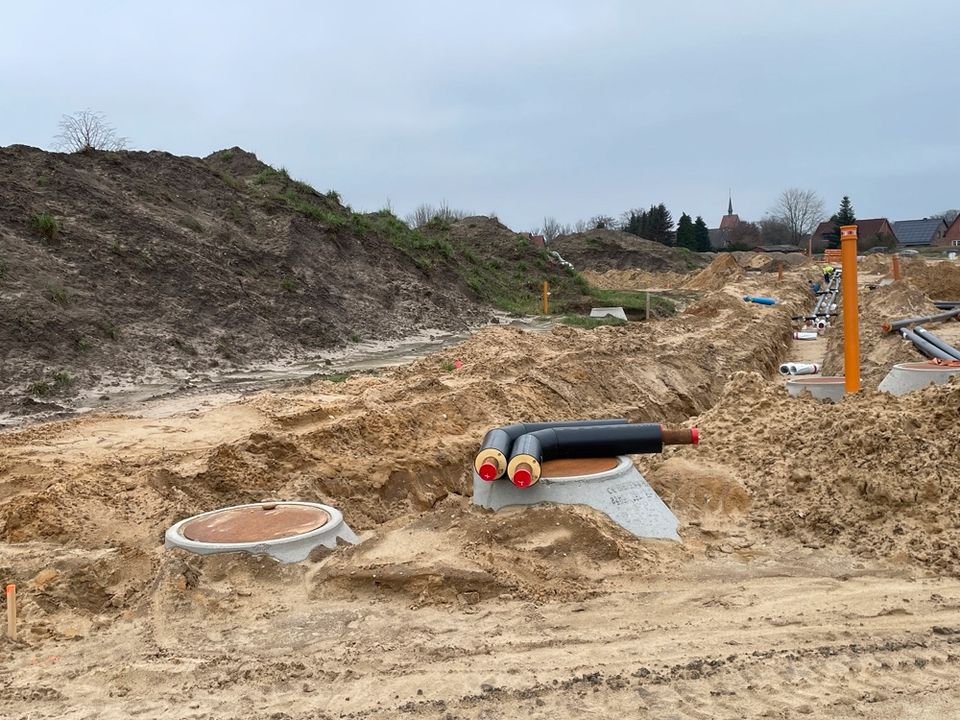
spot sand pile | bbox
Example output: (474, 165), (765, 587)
(582, 268), (689, 290)
(821, 281), (941, 386)
(904, 259), (960, 299)
(681, 254), (743, 291)
(858, 254), (894, 274)
(0, 277), (808, 621)
(312, 497), (684, 604)
(732, 251), (809, 272)
(662, 372), (960, 574)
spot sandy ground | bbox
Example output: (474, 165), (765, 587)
(3, 259), (960, 719)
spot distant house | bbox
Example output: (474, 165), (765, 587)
(891, 218), (949, 248)
(809, 218), (895, 251)
(945, 215), (960, 247)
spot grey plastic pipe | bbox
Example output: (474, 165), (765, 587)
(900, 328), (955, 360)
(914, 327), (960, 361)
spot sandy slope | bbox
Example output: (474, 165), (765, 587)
(3, 269), (960, 718)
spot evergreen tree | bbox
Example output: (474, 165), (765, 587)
(693, 216), (711, 252)
(646, 203), (674, 245)
(676, 212), (695, 250)
(623, 209), (648, 237)
(836, 195), (856, 225)
(827, 195), (856, 249)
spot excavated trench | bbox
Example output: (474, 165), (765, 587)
(0, 276), (811, 622)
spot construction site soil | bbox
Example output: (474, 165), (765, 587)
(0, 147), (588, 420)
(4, 256), (960, 718)
(550, 229), (708, 273)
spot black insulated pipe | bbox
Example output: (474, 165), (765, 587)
(474, 418), (628, 481)
(507, 423), (699, 488)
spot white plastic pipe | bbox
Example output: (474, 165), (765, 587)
(779, 363), (793, 375)
(793, 332), (818, 340)
(790, 363), (820, 375)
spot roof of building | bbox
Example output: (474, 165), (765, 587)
(946, 214), (960, 238)
(719, 213), (740, 230)
(811, 218), (892, 241)
(753, 244), (803, 253)
(891, 218), (948, 246)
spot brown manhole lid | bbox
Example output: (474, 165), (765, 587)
(180, 504), (331, 543)
(541, 457), (620, 478)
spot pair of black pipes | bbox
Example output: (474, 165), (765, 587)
(474, 419), (699, 488)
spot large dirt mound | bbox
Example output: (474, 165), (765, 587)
(659, 372), (960, 574)
(904, 259), (960, 298)
(731, 251), (810, 272)
(821, 280), (941, 386)
(581, 268), (689, 290)
(420, 215), (591, 314)
(550, 229), (708, 273)
(681, 253), (743, 290)
(0, 145), (491, 412)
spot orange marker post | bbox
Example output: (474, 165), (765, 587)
(891, 254), (902, 281)
(6, 584), (16, 641)
(840, 225), (860, 393)
(778, 262), (784, 281)
(541, 280), (549, 315)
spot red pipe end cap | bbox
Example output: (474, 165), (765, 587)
(691, 427), (700, 445)
(478, 461), (498, 481)
(512, 468), (533, 488)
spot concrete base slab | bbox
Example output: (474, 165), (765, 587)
(785, 376), (846, 401)
(878, 362), (960, 396)
(472, 455), (680, 541)
(590, 306), (628, 321)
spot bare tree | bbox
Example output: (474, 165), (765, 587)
(405, 200), (469, 228)
(590, 214), (616, 230)
(53, 110), (128, 152)
(769, 188), (825, 255)
(573, 218), (588, 233)
(540, 216), (563, 242)
(758, 215), (794, 246)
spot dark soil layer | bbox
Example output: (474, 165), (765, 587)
(550, 228), (709, 273)
(0, 146), (583, 412)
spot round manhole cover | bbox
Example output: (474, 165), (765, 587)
(541, 457), (620, 478)
(180, 503), (331, 543)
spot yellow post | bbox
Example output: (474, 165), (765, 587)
(541, 280), (549, 315)
(891, 254), (901, 281)
(840, 224), (860, 393)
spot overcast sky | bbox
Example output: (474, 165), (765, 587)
(3, 1), (958, 231)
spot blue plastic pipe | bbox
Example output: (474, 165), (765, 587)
(743, 296), (777, 305)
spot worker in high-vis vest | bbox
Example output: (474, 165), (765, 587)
(822, 264), (834, 285)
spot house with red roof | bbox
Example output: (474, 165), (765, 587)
(809, 218), (896, 251)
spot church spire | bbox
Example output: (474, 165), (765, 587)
(727, 191), (733, 216)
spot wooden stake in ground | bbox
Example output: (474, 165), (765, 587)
(6, 584), (16, 641)
(646, 291), (650, 321)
